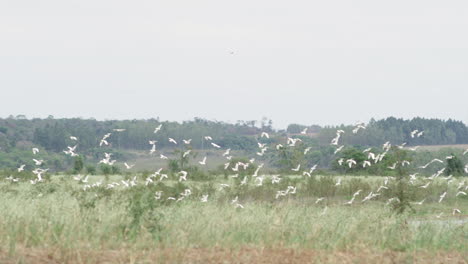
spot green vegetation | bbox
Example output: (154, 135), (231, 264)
(0, 175), (466, 263)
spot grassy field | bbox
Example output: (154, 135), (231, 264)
(0, 175), (467, 263)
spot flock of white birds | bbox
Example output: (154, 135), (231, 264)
(3, 122), (468, 216)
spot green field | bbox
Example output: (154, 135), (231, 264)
(0, 174), (467, 263)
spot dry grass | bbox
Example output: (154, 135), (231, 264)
(1, 246), (467, 264)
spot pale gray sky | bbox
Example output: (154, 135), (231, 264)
(1, 0), (467, 128)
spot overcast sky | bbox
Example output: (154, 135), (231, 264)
(1, 0), (467, 129)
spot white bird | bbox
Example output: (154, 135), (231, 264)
(99, 139), (108, 147)
(419, 159), (444, 169)
(81, 175), (89, 183)
(334, 145), (344, 154)
(387, 162), (398, 170)
(353, 189), (362, 197)
(338, 158), (344, 166)
(291, 164), (301, 172)
(260, 132), (269, 138)
(149, 144), (157, 155)
(410, 130), (419, 138)
(32, 159), (43, 166)
(199, 156), (207, 165)
(335, 178), (341, 186)
(463, 148), (468, 155)
(309, 164), (318, 174)
(154, 124), (162, 133)
(256, 148), (267, 156)
(276, 190), (287, 199)
(219, 183), (230, 191)
(124, 163), (134, 169)
(240, 176), (248, 185)
(160, 154), (168, 159)
(456, 191), (467, 196)
(234, 203), (244, 209)
(182, 150), (191, 158)
(412, 199), (425, 205)
(438, 192), (447, 203)
(113, 128), (126, 132)
(346, 159), (356, 168)
(419, 182), (431, 189)
(204, 136), (212, 141)
(231, 196), (239, 204)
(416, 131), (424, 137)
(211, 142), (221, 148)
(452, 208), (461, 215)
(376, 185), (389, 193)
(200, 194), (208, 202)
(70, 136), (78, 141)
(17, 164), (26, 172)
(154, 191), (162, 200)
(345, 196), (355, 205)
(408, 146), (420, 151)
(183, 139), (192, 144)
(315, 197), (325, 204)
(363, 160), (372, 168)
(301, 128), (308, 134)
(271, 175), (281, 184)
(330, 136), (340, 146)
(222, 149), (231, 157)
(178, 171), (188, 181)
(276, 144), (283, 150)
(102, 133), (111, 140)
(352, 124), (366, 134)
(168, 138), (177, 145)
(32, 148), (39, 155)
(159, 174), (168, 181)
(304, 147), (312, 155)
(363, 148), (372, 153)
(287, 137), (302, 147)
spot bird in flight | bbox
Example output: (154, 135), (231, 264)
(124, 163), (134, 169)
(17, 164), (26, 172)
(291, 164), (301, 172)
(199, 156), (207, 165)
(154, 124), (162, 133)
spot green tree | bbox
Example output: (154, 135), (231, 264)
(73, 156), (84, 174)
(446, 154), (464, 176)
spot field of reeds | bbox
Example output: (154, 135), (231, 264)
(0, 175), (467, 263)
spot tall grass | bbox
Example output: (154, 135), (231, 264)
(0, 176), (466, 257)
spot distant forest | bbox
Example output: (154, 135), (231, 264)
(0, 116), (467, 153)
(0, 116), (467, 171)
